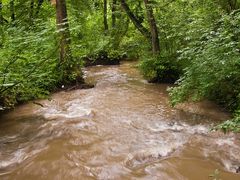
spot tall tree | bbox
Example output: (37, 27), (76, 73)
(55, 0), (71, 64)
(104, 0), (108, 32)
(226, 0), (239, 12)
(120, 0), (151, 41)
(112, 0), (117, 28)
(0, 0), (3, 24)
(143, 0), (160, 54)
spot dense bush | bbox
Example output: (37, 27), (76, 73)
(0, 21), (60, 108)
(215, 113), (240, 133)
(139, 54), (182, 83)
(138, 0), (219, 84)
(169, 11), (240, 132)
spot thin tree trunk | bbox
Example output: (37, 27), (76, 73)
(112, 0), (117, 28)
(10, 0), (15, 21)
(0, 0), (3, 24)
(143, 0), (160, 54)
(56, 0), (71, 64)
(228, 0), (235, 10)
(120, 0), (151, 41)
(104, 0), (108, 32)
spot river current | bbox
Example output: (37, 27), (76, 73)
(0, 61), (239, 179)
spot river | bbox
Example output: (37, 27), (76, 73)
(0, 61), (239, 179)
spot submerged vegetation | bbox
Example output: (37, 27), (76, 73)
(0, 0), (239, 132)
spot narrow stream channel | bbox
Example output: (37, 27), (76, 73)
(0, 61), (239, 179)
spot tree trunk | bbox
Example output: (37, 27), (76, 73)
(228, 0), (239, 11)
(112, 0), (117, 28)
(10, 0), (15, 21)
(143, 0), (160, 54)
(104, 0), (108, 32)
(0, 0), (3, 24)
(56, 0), (71, 64)
(120, 0), (151, 41)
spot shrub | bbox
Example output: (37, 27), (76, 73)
(0, 21), (60, 108)
(169, 11), (240, 132)
(139, 54), (182, 83)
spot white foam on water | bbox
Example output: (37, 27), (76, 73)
(74, 121), (95, 129)
(199, 134), (240, 173)
(41, 105), (94, 120)
(216, 137), (236, 147)
(0, 149), (24, 169)
(124, 141), (184, 169)
(147, 122), (209, 135)
(0, 147), (46, 170)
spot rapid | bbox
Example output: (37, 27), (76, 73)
(0, 61), (239, 179)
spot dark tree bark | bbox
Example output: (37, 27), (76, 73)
(10, 0), (15, 21)
(104, 0), (108, 32)
(143, 0), (160, 54)
(120, 0), (151, 41)
(218, 0), (239, 13)
(227, 0), (239, 12)
(56, 0), (71, 64)
(112, 0), (117, 28)
(35, 0), (44, 16)
(0, 0), (3, 24)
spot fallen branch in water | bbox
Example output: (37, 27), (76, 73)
(33, 101), (44, 107)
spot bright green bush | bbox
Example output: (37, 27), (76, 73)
(0, 21), (60, 107)
(169, 11), (240, 132)
(215, 113), (240, 133)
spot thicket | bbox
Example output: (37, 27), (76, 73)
(0, 0), (127, 108)
(0, 0), (239, 132)
(0, 2), (59, 107)
(138, 0), (240, 132)
(169, 11), (240, 132)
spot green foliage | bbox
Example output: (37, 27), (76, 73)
(169, 11), (240, 132)
(169, 11), (240, 105)
(0, 20), (60, 107)
(138, 0), (221, 84)
(68, 5), (127, 63)
(139, 54), (182, 83)
(214, 111), (240, 133)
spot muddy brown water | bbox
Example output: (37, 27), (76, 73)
(0, 61), (239, 180)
